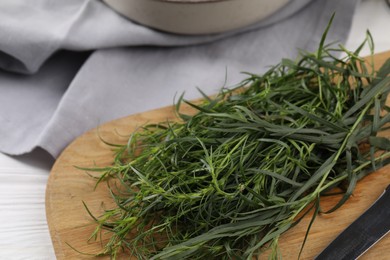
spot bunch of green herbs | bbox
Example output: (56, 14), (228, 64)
(81, 27), (390, 259)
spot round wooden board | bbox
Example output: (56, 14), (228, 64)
(45, 105), (185, 259)
(46, 52), (390, 259)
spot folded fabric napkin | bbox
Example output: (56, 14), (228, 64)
(0, 0), (359, 158)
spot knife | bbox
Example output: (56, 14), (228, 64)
(315, 184), (390, 260)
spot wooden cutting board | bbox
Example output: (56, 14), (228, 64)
(46, 51), (390, 260)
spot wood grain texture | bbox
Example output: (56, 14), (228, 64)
(46, 51), (390, 260)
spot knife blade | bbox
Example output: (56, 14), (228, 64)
(315, 184), (390, 260)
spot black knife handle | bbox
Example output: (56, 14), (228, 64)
(315, 184), (390, 260)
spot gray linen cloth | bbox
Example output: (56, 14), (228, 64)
(0, 0), (358, 158)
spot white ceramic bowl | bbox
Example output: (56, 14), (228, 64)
(103, 0), (290, 35)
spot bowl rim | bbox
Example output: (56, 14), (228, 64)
(150, 0), (231, 4)
(103, 0), (291, 34)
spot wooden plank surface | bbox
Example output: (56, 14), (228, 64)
(46, 51), (390, 259)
